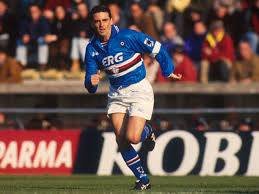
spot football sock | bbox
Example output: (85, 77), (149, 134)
(139, 124), (152, 142)
(121, 145), (149, 183)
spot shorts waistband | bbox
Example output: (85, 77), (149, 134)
(110, 78), (147, 91)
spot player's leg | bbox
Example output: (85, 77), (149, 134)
(110, 113), (150, 189)
(126, 116), (154, 145)
(110, 113), (130, 151)
(126, 116), (148, 144)
(123, 116), (152, 189)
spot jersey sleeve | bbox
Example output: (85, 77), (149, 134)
(84, 45), (99, 93)
(127, 30), (175, 77)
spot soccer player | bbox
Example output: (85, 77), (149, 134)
(84, 5), (181, 190)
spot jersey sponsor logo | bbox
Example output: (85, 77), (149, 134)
(144, 38), (154, 47)
(102, 52), (123, 66)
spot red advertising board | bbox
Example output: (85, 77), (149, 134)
(0, 130), (81, 175)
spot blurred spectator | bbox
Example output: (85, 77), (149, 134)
(46, 5), (72, 70)
(157, 23), (178, 83)
(184, 20), (207, 71)
(0, 0), (18, 55)
(18, 0), (45, 19)
(244, 0), (259, 53)
(238, 117), (254, 131)
(207, 3), (234, 35)
(26, 112), (63, 130)
(43, 0), (71, 20)
(172, 45), (198, 82)
(147, 3), (165, 33)
(166, 0), (191, 35)
(70, 2), (92, 72)
(143, 54), (159, 83)
(231, 1), (247, 46)
(129, 2), (159, 40)
(108, 2), (127, 29)
(221, 107), (240, 130)
(200, 20), (235, 83)
(213, 0), (240, 15)
(219, 119), (233, 130)
(71, 0), (87, 15)
(157, 22), (183, 82)
(189, 111), (209, 131)
(183, 6), (204, 37)
(0, 49), (22, 83)
(230, 41), (259, 83)
(16, 4), (50, 70)
(161, 22), (184, 56)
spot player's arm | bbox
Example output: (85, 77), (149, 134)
(84, 46), (100, 93)
(128, 30), (181, 80)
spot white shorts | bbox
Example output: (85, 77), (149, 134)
(107, 78), (154, 120)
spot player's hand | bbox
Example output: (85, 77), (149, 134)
(91, 70), (102, 87)
(169, 73), (182, 80)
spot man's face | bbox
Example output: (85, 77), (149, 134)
(130, 4), (143, 19)
(78, 3), (88, 18)
(217, 6), (227, 18)
(93, 12), (112, 39)
(190, 11), (200, 21)
(239, 42), (252, 60)
(30, 6), (41, 21)
(172, 53), (184, 64)
(0, 2), (7, 15)
(55, 6), (66, 20)
(194, 22), (206, 35)
(212, 28), (224, 37)
(163, 23), (176, 40)
(0, 52), (6, 64)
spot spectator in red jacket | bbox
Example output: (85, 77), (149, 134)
(172, 45), (198, 83)
(200, 20), (235, 83)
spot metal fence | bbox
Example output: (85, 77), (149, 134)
(1, 108), (259, 114)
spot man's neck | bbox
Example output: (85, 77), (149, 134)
(103, 29), (112, 41)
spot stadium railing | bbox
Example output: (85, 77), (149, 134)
(0, 107), (259, 114)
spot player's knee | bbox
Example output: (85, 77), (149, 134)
(126, 133), (140, 144)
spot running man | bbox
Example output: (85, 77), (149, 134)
(84, 5), (181, 190)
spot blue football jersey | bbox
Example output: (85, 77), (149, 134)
(84, 25), (175, 93)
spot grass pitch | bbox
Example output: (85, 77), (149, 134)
(0, 175), (258, 194)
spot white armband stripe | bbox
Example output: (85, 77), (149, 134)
(150, 41), (161, 58)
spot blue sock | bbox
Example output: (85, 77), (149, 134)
(139, 124), (151, 142)
(121, 146), (149, 183)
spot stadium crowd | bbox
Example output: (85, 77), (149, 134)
(0, 110), (258, 132)
(1, 0), (259, 83)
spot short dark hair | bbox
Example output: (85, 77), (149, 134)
(29, 3), (41, 11)
(89, 5), (111, 19)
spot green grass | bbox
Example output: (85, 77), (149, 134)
(0, 175), (258, 194)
